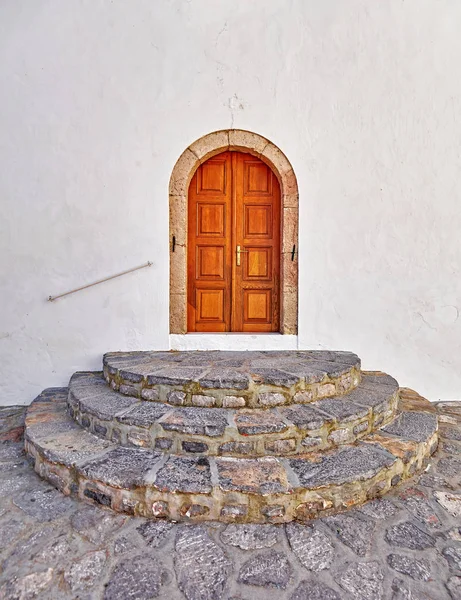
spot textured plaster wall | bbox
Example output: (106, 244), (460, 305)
(1, 0), (460, 405)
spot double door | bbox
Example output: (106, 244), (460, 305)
(187, 151), (280, 332)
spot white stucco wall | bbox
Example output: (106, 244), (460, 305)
(1, 0), (460, 405)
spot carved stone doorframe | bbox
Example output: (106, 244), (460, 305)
(169, 129), (299, 335)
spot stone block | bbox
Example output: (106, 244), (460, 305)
(280, 404), (329, 430)
(169, 148), (197, 196)
(154, 456), (212, 493)
(234, 409), (288, 435)
(228, 129), (268, 154)
(216, 457), (290, 494)
(167, 390), (186, 406)
(189, 130), (229, 161)
(160, 407), (227, 436)
(223, 395), (246, 408)
(258, 392), (286, 407)
(219, 441), (254, 455)
(290, 444), (396, 488)
(220, 504), (248, 518)
(265, 438), (296, 454)
(191, 395), (216, 407)
(182, 441), (208, 453)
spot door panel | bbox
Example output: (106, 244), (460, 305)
(188, 151), (280, 332)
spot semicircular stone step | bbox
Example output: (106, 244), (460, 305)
(25, 387), (439, 523)
(68, 371), (400, 456)
(102, 350), (362, 408)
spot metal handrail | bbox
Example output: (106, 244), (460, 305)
(48, 261), (153, 302)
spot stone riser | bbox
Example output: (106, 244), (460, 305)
(69, 390), (398, 457)
(103, 351), (362, 409)
(24, 386), (439, 524)
(68, 372), (400, 457)
(104, 367), (361, 409)
(25, 430), (437, 524)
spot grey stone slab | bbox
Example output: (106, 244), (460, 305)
(343, 382), (396, 409)
(136, 519), (174, 547)
(397, 486), (442, 528)
(116, 402), (171, 427)
(437, 456), (461, 477)
(391, 578), (433, 600)
(71, 505), (127, 544)
(113, 535), (139, 555)
(0, 518), (27, 548)
(0, 442), (25, 462)
(35, 387), (69, 401)
(441, 440), (461, 455)
(198, 368), (250, 389)
(0, 469), (44, 496)
(336, 561), (384, 600)
(0, 569), (55, 600)
(358, 498), (398, 519)
(434, 491), (461, 518)
(69, 371), (106, 388)
(154, 456), (212, 493)
(182, 440), (208, 453)
(440, 424), (461, 441)
(385, 521), (435, 550)
(35, 428), (114, 467)
(175, 525), (232, 600)
(290, 444), (396, 487)
(103, 351), (160, 368)
(286, 522), (335, 571)
(250, 369), (300, 387)
(13, 487), (75, 522)
(323, 510), (375, 556)
(381, 411), (438, 442)
(313, 398), (369, 422)
(290, 580), (341, 600)
(78, 390), (139, 421)
(216, 457), (290, 494)
(387, 554), (431, 581)
(220, 524), (279, 550)
(64, 549), (107, 591)
(5, 528), (72, 568)
(234, 410), (288, 435)
(147, 367), (207, 385)
(446, 576), (461, 600)
(361, 373), (399, 389)
(237, 550), (293, 589)
(104, 555), (171, 600)
(78, 448), (162, 489)
(443, 546), (461, 571)
(159, 407), (228, 436)
(279, 362), (335, 384)
(306, 350), (360, 367)
(280, 404), (330, 430)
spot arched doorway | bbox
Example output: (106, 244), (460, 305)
(169, 129), (298, 336)
(188, 151), (281, 332)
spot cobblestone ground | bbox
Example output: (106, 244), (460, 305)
(0, 402), (459, 600)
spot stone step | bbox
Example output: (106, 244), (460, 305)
(25, 387), (438, 523)
(68, 371), (400, 456)
(102, 350), (362, 408)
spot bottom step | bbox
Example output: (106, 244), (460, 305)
(24, 388), (438, 523)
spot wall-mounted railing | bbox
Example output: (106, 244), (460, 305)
(48, 261), (153, 302)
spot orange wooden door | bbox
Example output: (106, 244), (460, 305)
(187, 151), (280, 332)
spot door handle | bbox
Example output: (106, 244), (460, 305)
(236, 245), (249, 266)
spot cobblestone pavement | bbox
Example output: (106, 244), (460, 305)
(0, 402), (459, 600)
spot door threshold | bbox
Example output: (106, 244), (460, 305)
(169, 334), (298, 351)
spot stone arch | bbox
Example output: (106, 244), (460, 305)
(169, 129), (298, 335)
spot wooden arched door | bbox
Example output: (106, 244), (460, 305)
(187, 151), (281, 332)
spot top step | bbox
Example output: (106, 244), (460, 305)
(103, 350), (361, 409)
